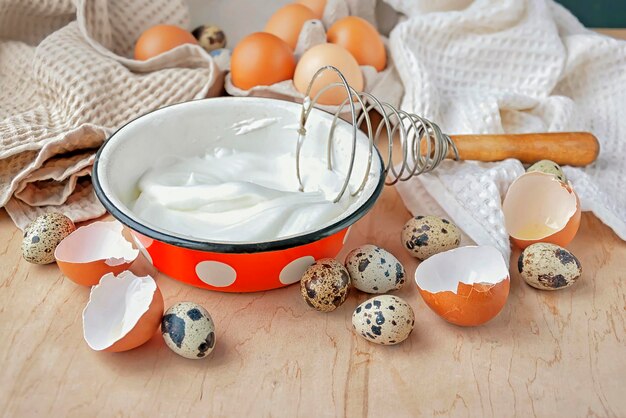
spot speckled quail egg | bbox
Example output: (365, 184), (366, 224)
(527, 160), (567, 182)
(161, 302), (216, 359)
(352, 295), (415, 345)
(518, 243), (582, 290)
(401, 215), (461, 261)
(191, 25), (226, 52)
(345, 245), (405, 293)
(22, 213), (76, 264)
(300, 258), (350, 312)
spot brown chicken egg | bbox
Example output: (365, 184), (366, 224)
(297, 0), (327, 18)
(294, 43), (364, 105)
(327, 16), (387, 71)
(134, 24), (198, 61)
(264, 3), (318, 50)
(231, 32), (296, 90)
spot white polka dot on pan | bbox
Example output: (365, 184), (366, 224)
(279, 256), (315, 285)
(196, 261), (237, 287)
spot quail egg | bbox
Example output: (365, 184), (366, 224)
(345, 245), (405, 293)
(22, 213), (76, 264)
(518, 243), (582, 290)
(352, 295), (415, 345)
(401, 215), (461, 260)
(191, 25), (226, 52)
(300, 258), (350, 312)
(162, 302), (216, 359)
(527, 160), (567, 182)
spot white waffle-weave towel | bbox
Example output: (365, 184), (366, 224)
(0, 0), (225, 229)
(387, 0), (626, 262)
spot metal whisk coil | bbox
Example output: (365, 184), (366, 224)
(296, 66), (458, 203)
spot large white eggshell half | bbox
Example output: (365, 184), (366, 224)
(83, 271), (160, 351)
(414, 245), (510, 327)
(415, 245), (508, 294)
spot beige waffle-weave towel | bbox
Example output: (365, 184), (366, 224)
(0, 0), (224, 229)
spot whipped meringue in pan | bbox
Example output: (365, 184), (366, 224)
(93, 97), (384, 292)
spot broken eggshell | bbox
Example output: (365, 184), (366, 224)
(414, 246), (510, 327)
(55, 221), (139, 286)
(83, 271), (164, 352)
(502, 171), (581, 250)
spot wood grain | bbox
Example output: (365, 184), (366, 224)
(448, 132), (600, 166)
(0, 184), (625, 417)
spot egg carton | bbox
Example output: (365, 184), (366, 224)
(214, 0), (404, 115)
(189, 0), (400, 45)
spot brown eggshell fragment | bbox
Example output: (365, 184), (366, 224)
(415, 246), (510, 326)
(502, 172), (580, 249)
(83, 271), (164, 352)
(264, 4), (318, 50)
(55, 221), (139, 286)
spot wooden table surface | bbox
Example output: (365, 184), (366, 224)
(2, 187), (626, 417)
(2, 30), (626, 418)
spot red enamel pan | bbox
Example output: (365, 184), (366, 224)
(93, 97), (384, 292)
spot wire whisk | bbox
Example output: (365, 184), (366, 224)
(295, 66), (459, 203)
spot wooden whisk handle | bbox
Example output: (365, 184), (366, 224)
(447, 132), (600, 166)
